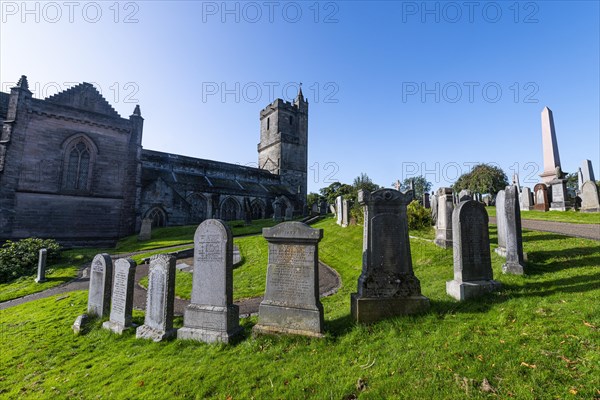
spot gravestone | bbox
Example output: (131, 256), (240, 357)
(35, 248), (47, 283)
(534, 183), (549, 211)
(458, 189), (472, 201)
(311, 203), (319, 215)
(422, 192), (430, 209)
(580, 181), (600, 213)
(351, 189), (430, 323)
(539, 107), (563, 184)
(138, 218), (152, 241)
(549, 178), (569, 211)
(272, 198), (283, 221)
(494, 190), (507, 257)
(136, 254), (176, 341)
(102, 258), (137, 334)
(434, 187), (454, 249)
(578, 168), (584, 192)
(87, 253), (113, 317)
(430, 192), (438, 225)
(341, 199), (350, 227)
(319, 200), (328, 215)
(178, 219), (242, 343)
(284, 203), (293, 220)
(253, 222), (325, 337)
(335, 196), (343, 226)
(581, 159), (596, 182)
(329, 204), (336, 214)
(502, 186), (525, 275)
(446, 200), (501, 300)
(520, 187), (533, 211)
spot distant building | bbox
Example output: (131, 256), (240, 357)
(0, 76), (308, 246)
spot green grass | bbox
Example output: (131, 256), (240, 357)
(486, 206), (600, 224)
(1, 217), (598, 398)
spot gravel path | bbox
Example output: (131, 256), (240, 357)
(489, 217), (600, 241)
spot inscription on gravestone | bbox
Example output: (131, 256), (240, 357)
(254, 222), (324, 338)
(502, 186), (526, 275)
(102, 258), (137, 334)
(87, 253), (113, 317)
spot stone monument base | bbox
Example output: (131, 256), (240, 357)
(253, 302), (324, 338)
(581, 207), (599, 213)
(350, 294), (430, 324)
(446, 280), (502, 301)
(549, 202), (569, 211)
(502, 262), (524, 275)
(135, 325), (176, 342)
(178, 304), (243, 343)
(102, 320), (135, 335)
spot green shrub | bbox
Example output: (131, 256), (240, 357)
(407, 200), (432, 230)
(0, 238), (61, 283)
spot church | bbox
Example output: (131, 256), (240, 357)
(0, 76), (308, 246)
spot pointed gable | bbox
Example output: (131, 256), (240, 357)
(45, 82), (121, 118)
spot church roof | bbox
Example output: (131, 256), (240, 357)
(45, 82), (121, 118)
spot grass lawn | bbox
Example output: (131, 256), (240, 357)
(1, 217), (598, 398)
(0, 219), (281, 304)
(486, 206), (600, 225)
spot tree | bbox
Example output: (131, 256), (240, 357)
(452, 164), (509, 195)
(306, 192), (322, 209)
(319, 182), (354, 205)
(565, 172), (578, 191)
(353, 173), (379, 193)
(395, 176), (432, 199)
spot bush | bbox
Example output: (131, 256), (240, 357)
(407, 200), (432, 230)
(0, 238), (61, 283)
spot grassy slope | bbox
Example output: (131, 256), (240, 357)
(0, 217), (598, 398)
(486, 206), (600, 224)
(0, 219), (279, 303)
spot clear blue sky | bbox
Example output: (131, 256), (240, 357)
(2, 1), (598, 193)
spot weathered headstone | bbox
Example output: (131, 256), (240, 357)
(178, 219), (242, 343)
(495, 190), (507, 257)
(434, 187), (454, 249)
(580, 181), (600, 213)
(335, 196), (343, 226)
(253, 222), (324, 337)
(458, 189), (472, 201)
(520, 187), (533, 211)
(581, 159), (596, 183)
(87, 253), (113, 317)
(430, 192), (438, 225)
(549, 178), (569, 211)
(446, 200), (501, 300)
(534, 183), (549, 211)
(501, 186), (525, 275)
(272, 198), (283, 221)
(35, 248), (47, 283)
(284, 203), (293, 220)
(136, 254), (176, 341)
(539, 107), (563, 184)
(329, 204), (336, 214)
(72, 314), (89, 334)
(351, 189), (430, 323)
(138, 218), (152, 241)
(311, 203), (319, 215)
(422, 192), (430, 209)
(319, 200), (328, 215)
(341, 199), (350, 228)
(102, 258), (137, 334)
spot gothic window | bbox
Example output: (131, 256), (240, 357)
(147, 207), (167, 227)
(251, 200), (264, 220)
(61, 134), (98, 192)
(221, 197), (239, 221)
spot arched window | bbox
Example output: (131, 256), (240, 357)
(61, 134), (98, 192)
(251, 199), (265, 220)
(221, 197), (239, 221)
(146, 207), (167, 228)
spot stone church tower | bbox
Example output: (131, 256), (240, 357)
(257, 88), (308, 211)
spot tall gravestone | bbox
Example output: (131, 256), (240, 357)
(434, 187), (454, 249)
(539, 107), (562, 184)
(581, 159), (596, 183)
(272, 198), (283, 221)
(430, 192), (438, 225)
(35, 248), (47, 283)
(341, 199), (350, 227)
(136, 254), (176, 341)
(178, 219), (242, 343)
(423, 192), (430, 209)
(351, 189), (429, 323)
(533, 183), (549, 211)
(335, 196), (343, 226)
(520, 187), (533, 211)
(495, 190), (507, 257)
(138, 218), (152, 241)
(501, 186), (526, 275)
(446, 200), (501, 300)
(580, 181), (600, 213)
(254, 222), (324, 337)
(87, 253), (113, 317)
(102, 258), (137, 334)
(549, 175), (569, 211)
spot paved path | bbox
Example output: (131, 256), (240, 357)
(489, 217), (600, 241)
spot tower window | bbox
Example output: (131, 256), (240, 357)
(289, 116), (293, 125)
(267, 117), (270, 130)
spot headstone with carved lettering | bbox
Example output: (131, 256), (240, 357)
(178, 220), (242, 343)
(138, 218), (152, 241)
(534, 183), (549, 211)
(580, 180), (600, 212)
(102, 258), (137, 334)
(351, 189), (430, 324)
(434, 188), (454, 248)
(520, 187), (534, 211)
(136, 254), (176, 341)
(87, 253), (113, 317)
(253, 222), (324, 337)
(502, 186), (526, 275)
(430, 192), (438, 225)
(446, 200), (501, 300)
(342, 199), (350, 227)
(495, 190), (507, 257)
(335, 196), (343, 226)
